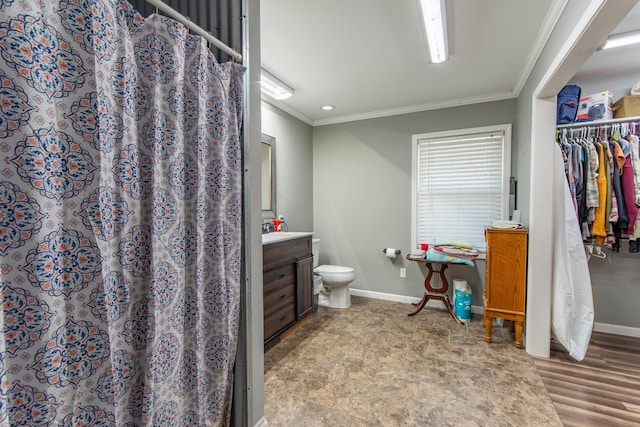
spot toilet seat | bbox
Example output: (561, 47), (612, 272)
(315, 265), (354, 282)
(315, 265), (353, 274)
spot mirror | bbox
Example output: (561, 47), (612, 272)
(261, 133), (276, 218)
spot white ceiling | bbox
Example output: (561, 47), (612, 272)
(260, 1), (640, 126)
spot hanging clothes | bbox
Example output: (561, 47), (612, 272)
(584, 139), (599, 219)
(574, 144), (585, 219)
(630, 134), (640, 206)
(628, 134), (640, 244)
(611, 140), (629, 232)
(563, 136), (579, 213)
(603, 140), (612, 234)
(622, 154), (639, 235)
(605, 140), (619, 250)
(592, 142), (607, 244)
(557, 122), (640, 253)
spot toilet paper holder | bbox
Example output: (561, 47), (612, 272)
(382, 248), (401, 255)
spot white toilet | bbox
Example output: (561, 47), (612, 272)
(312, 239), (355, 309)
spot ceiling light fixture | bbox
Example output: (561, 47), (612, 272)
(260, 69), (294, 100)
(418, 0), (448, 64)
(601, 30), (640, 50)
(321, 105), (334, 111)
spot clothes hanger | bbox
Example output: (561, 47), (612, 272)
(560, 129), (573, 152)
(573, 130), (582, 146)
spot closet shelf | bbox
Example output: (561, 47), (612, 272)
(556, 115), (640, 129)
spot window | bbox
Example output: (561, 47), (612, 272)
(411, 125), (511, 251)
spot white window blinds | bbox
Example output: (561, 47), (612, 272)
(412, 126), (511, 250)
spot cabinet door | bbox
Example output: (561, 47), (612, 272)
(485, 229), (527, 313)
(296, 255), (313, 319)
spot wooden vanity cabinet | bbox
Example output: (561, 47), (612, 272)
(263, 236), (313, 343)
(483, 227), (528, 348)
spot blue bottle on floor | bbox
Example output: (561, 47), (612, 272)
(454, 288), (472, 322)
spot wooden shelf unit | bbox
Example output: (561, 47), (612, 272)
(483, 227), (528, 348)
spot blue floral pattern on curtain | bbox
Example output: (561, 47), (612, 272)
(0, 0), (244, 425)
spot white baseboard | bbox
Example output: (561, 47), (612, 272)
(350, 288), (420, 305)
(349, 288), (483, 315)
(351, 288), (640, 338)
(594, 322), (640, 338)
(254, 416), (268, 427)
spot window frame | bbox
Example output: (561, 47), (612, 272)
(410, 124), (512, 251)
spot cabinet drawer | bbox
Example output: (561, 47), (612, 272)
(264, 304), (296, 341)
(263, 264), (295, 294)
(263, 283), (295, 317)
(263, 237), (312, 270)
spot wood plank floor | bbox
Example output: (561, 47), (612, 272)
(533, 332), (640, 427)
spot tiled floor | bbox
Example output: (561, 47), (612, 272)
(264, 296), (562, 426)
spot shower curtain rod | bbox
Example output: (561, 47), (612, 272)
(556, 115), (640, 130)
(145, 0), (242, 62)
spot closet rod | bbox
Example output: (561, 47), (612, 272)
(556, 115), (640, 130)
(144, 0), (242, 62)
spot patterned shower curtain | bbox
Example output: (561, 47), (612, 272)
(0, 0), (244, 425)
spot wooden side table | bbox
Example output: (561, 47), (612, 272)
(406, 256), (462, 324)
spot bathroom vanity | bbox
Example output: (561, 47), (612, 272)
(262, 232), (314, 343)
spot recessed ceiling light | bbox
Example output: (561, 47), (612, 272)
(321, 105), (334, 111)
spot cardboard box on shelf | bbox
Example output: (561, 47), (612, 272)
(613, 95), (640, 119)
(576, 91), (614, 122)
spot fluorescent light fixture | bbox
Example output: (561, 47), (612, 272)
(601, 30), (640, 50)
(260, 69), (294, 100)
(418, 0), (448, 63)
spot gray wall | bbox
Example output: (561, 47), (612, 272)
(261, 101), (314, 232)
(589, 253), (640, 327)
(312, 100), (517, 307)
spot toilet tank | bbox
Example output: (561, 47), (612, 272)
(312, 239), (320, 267)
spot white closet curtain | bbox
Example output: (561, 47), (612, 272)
(551, 143), (594, 361)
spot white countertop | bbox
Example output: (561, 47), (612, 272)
(262, 231), (313, 245)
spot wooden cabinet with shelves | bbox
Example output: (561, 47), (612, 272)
(263, 236), (313, 343)
(483, 227), (528, 348)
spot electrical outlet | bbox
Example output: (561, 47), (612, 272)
(400, 268), (406, 278)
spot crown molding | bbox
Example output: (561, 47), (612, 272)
(312, 91), (517, 126)
(261, 95), (314, 126)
